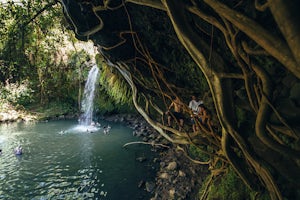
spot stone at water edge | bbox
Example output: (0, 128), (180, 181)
(145, 181), (155, 192)
(136, 156), (147, 162)
(166, 161), (177, 171)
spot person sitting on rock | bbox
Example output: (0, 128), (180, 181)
(189, 95), (204, 132)
(165, 96), (185, 131)
(197, 104), (212, 127)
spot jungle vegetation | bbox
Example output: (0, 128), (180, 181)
(1, 0), (300, 199)
(0, 0), (131, 117)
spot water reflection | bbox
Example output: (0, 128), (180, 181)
(0, 120), (155, 199)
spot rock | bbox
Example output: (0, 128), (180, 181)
(98, 114), (205, 200)
(159, 172), (169, 179)
(150, 193), (158, 200)
(169, 188), (175, 199)
(138, 180), (145, 188)
(166, 161), (177, 171)
(136, 156), (147, 162)
(141, 128), (148, 136)
(135, 131), (143, 137)
(178, 170), (186, 177)
(145, 181), (155, 192)
(160, 161), (166, 168)
(132, 131), (137, 136)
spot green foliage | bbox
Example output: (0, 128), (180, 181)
(91, 55), (134, 114)
(0, 1), (96, 108)
(199, 167), (270, 200)
(209, 169), (249, 200)
(29, 101), (76, 120)
(0, 80), (34, 106)
(130, 8), (209, 96)
(94, 88), (135, 115)
(189, 144), (210, 162)
(0, 1), (62, 81)
(235, 106), (246, 128)
(97, 59), (133, 105)
(0, 1), (134, 118)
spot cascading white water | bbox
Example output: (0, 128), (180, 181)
(79, 65), (99, 126)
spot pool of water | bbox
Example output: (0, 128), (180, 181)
(0, 120), (156, 199)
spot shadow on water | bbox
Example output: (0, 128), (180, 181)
(0, 120), (156, 199)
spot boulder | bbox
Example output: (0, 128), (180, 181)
(145, 181), (155, 192)
(178, 170), (186, 177)
(159, 172), (169, 179)
(136, 156), (147, 162)
(169, 188), (175, 199)
(166, 161), (177, 171)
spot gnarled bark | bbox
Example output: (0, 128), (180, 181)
(61, 0), (300, 199)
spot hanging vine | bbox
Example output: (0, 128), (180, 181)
(61, 0), (300, 199)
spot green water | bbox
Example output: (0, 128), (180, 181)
(0, 120), (156, 199)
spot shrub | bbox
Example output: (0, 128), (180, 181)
(0, 80), (34, 106)
(199, 167), (270, 200)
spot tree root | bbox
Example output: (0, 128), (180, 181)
(123, 141), (170, 148)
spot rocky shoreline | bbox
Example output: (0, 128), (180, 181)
(104, 113), (208, 200)
(0, 108), (36, 123)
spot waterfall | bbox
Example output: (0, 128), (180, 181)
(79, 65), (99, 125)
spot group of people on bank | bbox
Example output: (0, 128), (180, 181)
(165, 95), (212, 132)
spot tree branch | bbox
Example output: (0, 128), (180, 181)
(125, 0), (165, 10)
(204, 0), (300, 79)
(268, 0), (300, 66)
(23, 1), (59, 27)
(123, 141), (170, 148)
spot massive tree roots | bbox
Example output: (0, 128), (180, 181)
(62, 0), (300, 199)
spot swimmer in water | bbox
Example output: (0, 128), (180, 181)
(14, 146), (22, 155)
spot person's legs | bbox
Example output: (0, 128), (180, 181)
(191, 118), (196, 132)
(179, 118), (184, 131)
(191, 116), (199, 132)
(176, 112), (184, 131)
(173, 112), (182, 130)
(192, 123), (196, 132)
(167, 115), (172, 126)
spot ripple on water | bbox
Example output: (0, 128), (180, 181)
(0, 174), (6, 180)
(0, 120), (155, 200)
(60, 125), (101, 134)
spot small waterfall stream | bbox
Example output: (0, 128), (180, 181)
(79, 65), (99, 126)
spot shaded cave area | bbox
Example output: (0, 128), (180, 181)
(61, 0), (300, 199)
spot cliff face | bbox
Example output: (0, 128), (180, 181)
(62, 0), (300, 199)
